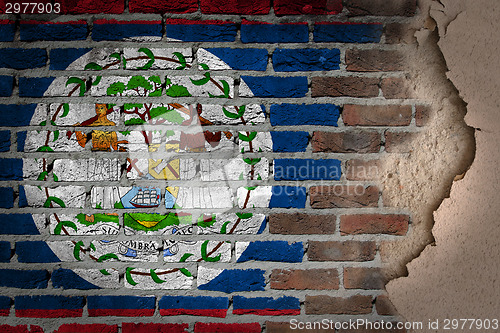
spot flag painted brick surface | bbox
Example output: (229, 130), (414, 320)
(60, 0), (125, 14)
(121, 323), (188, 333)
(0, 269), (50, 289)
(273, 48), (341, 71)
(15, 295), (84, 317)
(201, 0), (270, 14)
(274, 159), (341, 180)
(314, 22), (384, 43)
(0, 105), (37, 127)
(241, 76), (308, 98)
(0, 76), (13, 96)
(271, 131), (309, 152)
(0, 241), (10, 262)
(0, 296), (11, 315)
(0, 187), (13, 207)
(159, 296), (229, 317)
(130, 0), (197, 13)
(0, 1), (423, 330)
(241, 21), (308, 43)
(19, 78), (55, 97)
(233, 296), (300, 315)
(0, 131), (9, 152)
(202, 48), (268, 71)
(236, 241), (304, 262)
(0, 20), (15, 41)
(54, 324), (119, 333)
(194, 322), (261, 332)
(87, 296), (155, 316)
(270, 104), (340, 126)
(0, 49), (47, 69)
(92, 20), (162, 41)
(274, 0), (343, 15)
(20, 21), (87, 41)
(166, 20), (237, 42)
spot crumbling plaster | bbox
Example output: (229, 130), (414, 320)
(387, 0), (500, 328)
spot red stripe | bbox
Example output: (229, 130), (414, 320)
(0, 309), (9, 316)
(88, 309), (154, 317)
(160, 309), (227, 318)
(242, 19), (307, 26)
(55, 324), (119, 333)
(20, 20), (86, 25)
(194, 322), (261, 333)
(94, 19), (161, 25)
(232, 309), (300, 316)
(166, 19), (234, 25)
(16, 309), (83, 318)
(315, 21), (382, 25)
(0, 20), (14, 25)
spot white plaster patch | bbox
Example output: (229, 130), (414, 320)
(124, 48), (192, 70)
(53, 159), (120, 182)
(200, 157), (269, 181)
(197, 48), (231, 70)
(22, 159), (44, 180)
(65, 48), (121, 71)
(199, 104), (265, 125)
(48, 213), (120, 236)
(163, 240), (231, 262)
(197, 266), (224, 287)
(125, 268), (193, 289)
(237, 186), (272, 208)
(239, 132), (272, 152)
(23, 185), (85, 208)
(22, 130), (83, 152)
(197, 213), (266, 235)
(176, 187), (234, 209)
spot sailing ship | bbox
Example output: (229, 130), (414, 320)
(129, 188), (160, 208)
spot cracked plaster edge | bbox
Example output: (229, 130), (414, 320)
(378, 0), (477, 319)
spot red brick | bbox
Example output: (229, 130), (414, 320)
(381, 77), (414, 99)
(343, 105), (412, 126)
(310, 185), (379, 209)
(385, 132), (418, 153)
(376, 295), (399, 316)
(60, 0), (124, 14)
(416, 105), (431, 126)
(269, 213), (336, 234)
(305, 295), (373, 315)
(346, 159), (381, 181)
(194, 323), (261, 333)
(346, 49), (406, 72)
(344, 267), (385, 289)
(201, 0), (270, 14)
(130, 0), (197, 13)
(308, 241), (376, 261)
(274, 0), (342, 15)
(345, 0), (417, 16)
(312, 76), (379, 98)
(312, 131), (381, 153)
(0, 326), (43, 333)
(122, 323), (188, 333)
(384, 23), (417, 44)
(340, 214), (409, 235)
(266, 321), (332, 333)
(270, 269), (339, 290)
(55, 324), (118, 333)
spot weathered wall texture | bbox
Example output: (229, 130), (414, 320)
(0, 0), (493, 331)
(388, 0), (500, 329)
